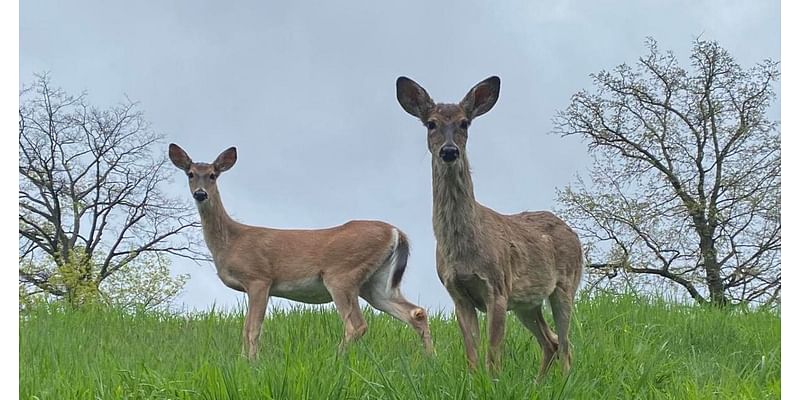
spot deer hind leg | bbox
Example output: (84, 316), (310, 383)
(361, 287), (433, 354)
(328, 286), (367, 352)
(537, 305), (559, 348)
(242, 281), (271, 361)
(513, 305), (558, 380)
(549, 287), (575, 374)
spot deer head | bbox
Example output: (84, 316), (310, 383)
(396, 76), (500, 164)
(168, 143), (237, 204)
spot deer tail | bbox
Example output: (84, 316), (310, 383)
(388, 228), (410, 290)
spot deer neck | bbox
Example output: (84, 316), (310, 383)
(196, 191), (238, 256)
(432, 155), (481, 260)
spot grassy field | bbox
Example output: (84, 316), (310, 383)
(20, 294), (779, 399)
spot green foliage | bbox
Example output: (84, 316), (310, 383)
(20, 295), (780, 399)
(50, 249), (103, 307)
(20, 248), (188, 312)
(100, 253), (189, 312)
(19, 286), (44, 312)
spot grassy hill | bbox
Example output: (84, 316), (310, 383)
(20, 294), (779, 399)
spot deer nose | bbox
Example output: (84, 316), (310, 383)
(439, 145), (460, 162)
(193, 190), (208, 202)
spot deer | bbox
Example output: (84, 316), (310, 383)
(395, 76), (583, 378)
(168, 144), (433, 359)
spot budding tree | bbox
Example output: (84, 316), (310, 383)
(19, 74), (205, 309)
(555, 39), (780, 307)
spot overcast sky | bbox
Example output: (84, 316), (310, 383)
(20, 1), (780, 313)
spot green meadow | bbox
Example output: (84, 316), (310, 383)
(20, 294), (779, 399)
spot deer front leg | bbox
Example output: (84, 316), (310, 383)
(486, 294), (508, 375)
(453, 298), (480, 370)
(242, 281), (271, 361)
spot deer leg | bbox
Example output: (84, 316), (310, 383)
(513, 305), (558, 380)
(243, 281), (271, 361)
(537, 304), (559, 348)
(549, 287), (574, 374)
(486, 294), (508, 375)
(329, 288), (367, 352)
(241, 316), (249, 358)
(362, 288), (433, 354)
(453, 298), (480, 370)
(241, 289), (255, 358)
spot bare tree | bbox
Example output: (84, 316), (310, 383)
(19, 74), (206, 307)
(554, 38), (780, 307)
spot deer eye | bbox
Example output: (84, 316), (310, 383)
(209, 173), (216, 180)
(187, 172), (194, 179)
(459, 120), (470, 129)
(425, 120), (437, 130)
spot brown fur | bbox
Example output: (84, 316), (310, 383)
(397, 76), (583, 378)
(169, 144), (433, 359)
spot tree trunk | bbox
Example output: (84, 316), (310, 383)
(699, 235), (726, 307)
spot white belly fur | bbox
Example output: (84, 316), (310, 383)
(270, 276), (332, 304)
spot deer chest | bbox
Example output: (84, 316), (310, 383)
(442, 269), (489, 312)
(216, 266), (245, 292)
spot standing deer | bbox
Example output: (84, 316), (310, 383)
(395, 76), (583, 377)
(168, 144), (432, 359)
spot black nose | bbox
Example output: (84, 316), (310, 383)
(193, 190), (208, 201)
(439, 146), (460, 162)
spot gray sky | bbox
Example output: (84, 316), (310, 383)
(20, 1), (780, 312)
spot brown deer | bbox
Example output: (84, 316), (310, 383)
(395, 76), (583, 378)
(168, 144), (432, 359)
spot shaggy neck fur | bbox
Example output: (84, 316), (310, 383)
(432, 155), (482, 260)
(196, 191), (237, 256)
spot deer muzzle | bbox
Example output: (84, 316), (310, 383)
(193, 190), (208, 202)
(439, 145), (460, 162)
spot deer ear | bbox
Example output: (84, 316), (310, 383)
(168, 143), (193, 171)
(213, 147), (237, 172)
(460, 76), (500, 119)
(396, 76), (435, 120)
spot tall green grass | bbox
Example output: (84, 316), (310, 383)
(20, 294), (779, 399)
